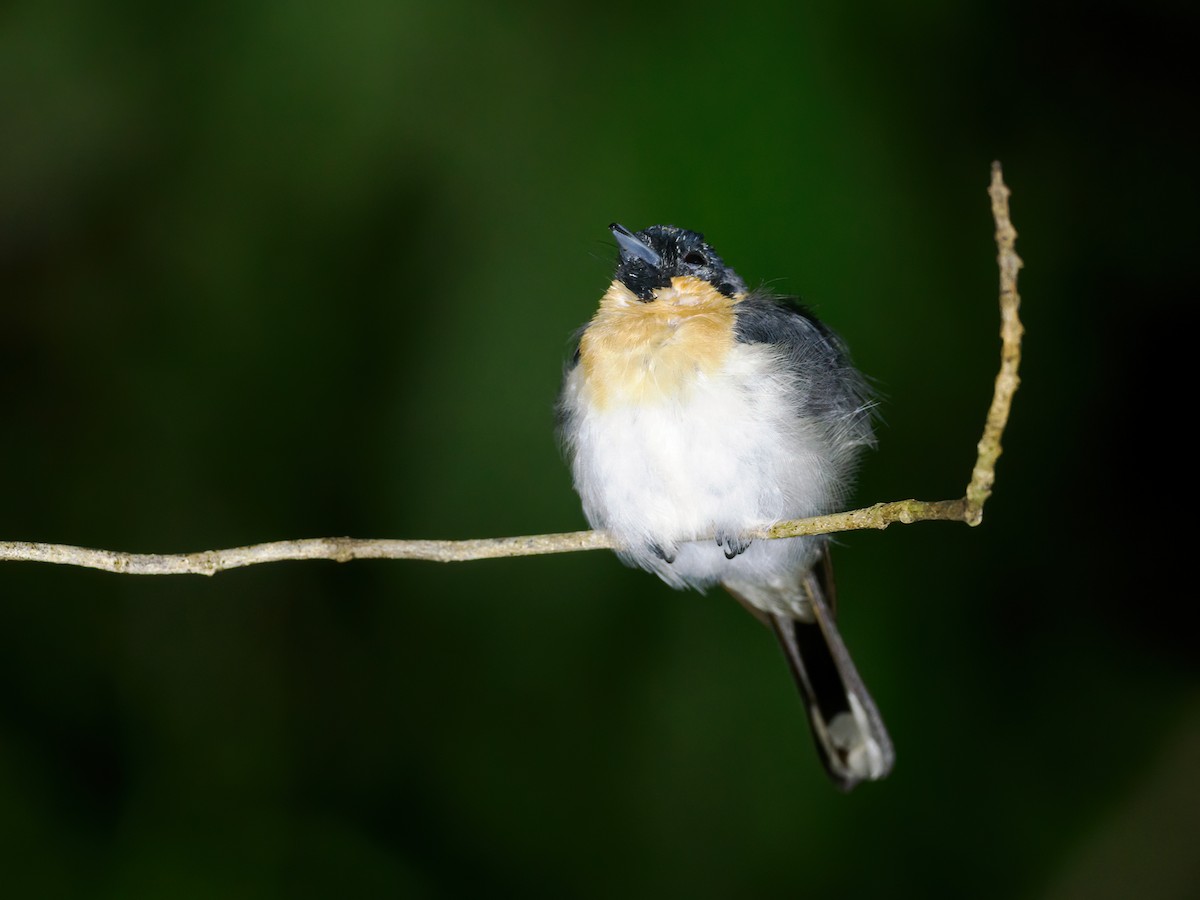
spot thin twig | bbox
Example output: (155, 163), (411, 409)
(1, 164), (1024, 577)
(964, 161), (1024, 525)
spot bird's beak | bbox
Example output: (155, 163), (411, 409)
(610, 223), (662, 268)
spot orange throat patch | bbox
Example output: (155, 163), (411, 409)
(578, 276), (741, 409)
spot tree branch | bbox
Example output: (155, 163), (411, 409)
(1, 163), (1023, 577)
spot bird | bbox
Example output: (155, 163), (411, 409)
(557, 223), (894, 790)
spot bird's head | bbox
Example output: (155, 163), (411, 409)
(609, 223), (747, 302)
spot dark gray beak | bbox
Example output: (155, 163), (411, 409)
(610, 223), (662, 268)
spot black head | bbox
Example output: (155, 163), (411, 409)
(609, 223), (747, 302)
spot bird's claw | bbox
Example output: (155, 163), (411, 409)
(650, 542), (677, 564)
(716, 531), (751, 559)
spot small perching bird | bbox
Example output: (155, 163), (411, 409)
(558, 223), (893, 790)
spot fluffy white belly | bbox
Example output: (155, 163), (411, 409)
(563, 343), (835, 591)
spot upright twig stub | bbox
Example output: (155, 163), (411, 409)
(964, 161), (1024, 525)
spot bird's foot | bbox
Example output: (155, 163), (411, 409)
(716, 531), (752, 560)
(649, 542), (677, 564)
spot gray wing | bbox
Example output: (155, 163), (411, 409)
(733, 293), (875, 453)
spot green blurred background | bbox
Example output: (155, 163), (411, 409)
(3, 1), (1196, 897)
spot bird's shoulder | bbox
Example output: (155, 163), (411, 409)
(732, 293), (837, 348)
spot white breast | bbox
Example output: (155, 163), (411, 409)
(560, 341), (839, 593)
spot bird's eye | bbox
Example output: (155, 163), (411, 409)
(683, 251), (707, 266)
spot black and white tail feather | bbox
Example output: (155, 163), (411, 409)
(727, 549), (894, 791)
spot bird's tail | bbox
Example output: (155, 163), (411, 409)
(726, 560), (894, 791)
